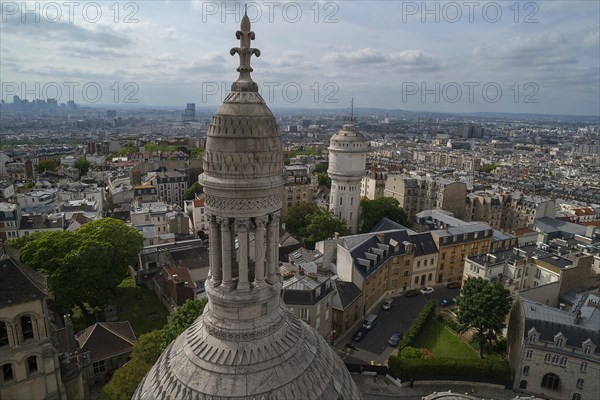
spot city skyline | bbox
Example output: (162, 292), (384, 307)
(1, 1), (599, 116)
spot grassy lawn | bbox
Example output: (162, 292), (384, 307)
(412, 318), (479, 359)
(112, 277), (169, 336)
(71, 277), (169, 337)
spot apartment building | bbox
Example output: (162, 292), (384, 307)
(384, 173), (467, 220)
(281, 265), (335, 340)
(431, 223), (494, 283)
(282, 165), (314, 215)
(146, 169), (188, 208)
(360, 167), (388, 200)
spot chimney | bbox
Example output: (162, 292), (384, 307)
(574, 309), (582, 324)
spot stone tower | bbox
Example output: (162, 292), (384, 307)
(328, 124), (369, 234)
(133, 13), (361, 400)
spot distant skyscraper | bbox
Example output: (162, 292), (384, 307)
(328, 124), (369, 234)
(182, 102), (196, 121)
(133, 12), (361, 400)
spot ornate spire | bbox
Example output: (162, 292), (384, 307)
(230, 7), (260, 90)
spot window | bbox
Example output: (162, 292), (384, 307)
(300, 308), (309, 321)
(576, 378), (584, 389)
(544, 353), (551, 363)
(21, 316), (34, 341)
(551, 355), (559, 364)
(580, 362), (588, 373)
(523, 365), (530, 376)
(519, 380), (527, 389)
(2, 364), (14, 383)
(403, 271), (408, 277)
(541, 373), (560, 390)
(27, 356), (38, 375)
(572, 393), (581, 400)
(0, 322), (8, 347)
(556, 338), (564, 347)
(92, 360), (105, 375)
(414, 277), (419, 284)
(560, 357), (567, 367)
(584, 346), (592, 355)
(526, 350), (533, 360)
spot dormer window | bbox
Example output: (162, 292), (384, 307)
(527, 328), (539, 343)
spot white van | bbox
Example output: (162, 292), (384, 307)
(362, 314), (378, 330)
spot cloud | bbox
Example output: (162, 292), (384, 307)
(323, 48), (441, 71)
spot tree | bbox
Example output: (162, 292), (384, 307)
(359, 197), (411, 233)
(314, 162), (328, 174)
(18, 218), (144, 315)
(303, 208), (350, 249)
(480, 163), (498, 173)
(317, 173), (331, 188)
(456, 277), (512, 358)
(161, 298), (208, 349)
(74, 157), (91, 175)
(132, 330), (163, 365)
(37, 159), (60, 173)
(184, 182), (203, 200)
(283, 202), (320, 237)
(98, 357), (152, 400)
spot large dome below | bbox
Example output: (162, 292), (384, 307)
(133, 310), (360, 399)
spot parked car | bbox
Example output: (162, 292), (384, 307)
(353, 328), (368, 342)
(382, 299), (393, 311)
(388, 332), (403, 347)
(446, 281), (462, 289)
(362, 314), (378, 330)
(439, 298), (455, 307)
(420, 286), (435, 295)
(404, 289), (419, 297)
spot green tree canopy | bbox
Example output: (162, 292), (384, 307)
(317, 173), (331, 188)
(359, 197), (411, 233)
(283, 202), (320, 237)
(456, 277), (512, 358)
(37, 159), (60, 173)
(18, 218), (144, 314)
(303, 208), (350, 249)
(314, 162), (328, 174)
(283, 202), (349, 249)
(184, 182), (204, 200)
(480, 163), (498, 173)
(74, 157), (91, 175)
(161, 298), (208, 348)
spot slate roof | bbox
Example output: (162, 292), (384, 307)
(346, 228), (412, 278)
(522, 297), (600, 354)
(0, 254), (47, 307)
(331, 281), (362, 311)
(76, 321), (136, 362)
(370, 217), (412, 233)
(533, 217), (588, 237)
(409, 232), (438, 256)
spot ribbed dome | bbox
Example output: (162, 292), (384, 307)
(133, 11), (361, 400)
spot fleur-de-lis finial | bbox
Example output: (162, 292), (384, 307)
(230, 6), (261, 86)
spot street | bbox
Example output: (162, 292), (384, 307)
(341, 286), (461, 365)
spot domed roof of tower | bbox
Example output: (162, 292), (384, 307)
(133, 11), (362, 400)
(330, 124), (368, 144)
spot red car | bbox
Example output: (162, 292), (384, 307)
(446, 281), (462, 289)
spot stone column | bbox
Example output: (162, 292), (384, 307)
(209, 216), (222, 286)
(237, 219), (250, 292)
(266, 213), (280, 283)
(219, 218), (234, 290)
(253, 216), (267, 288)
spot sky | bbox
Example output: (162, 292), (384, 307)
(1, 1), (599, 116)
